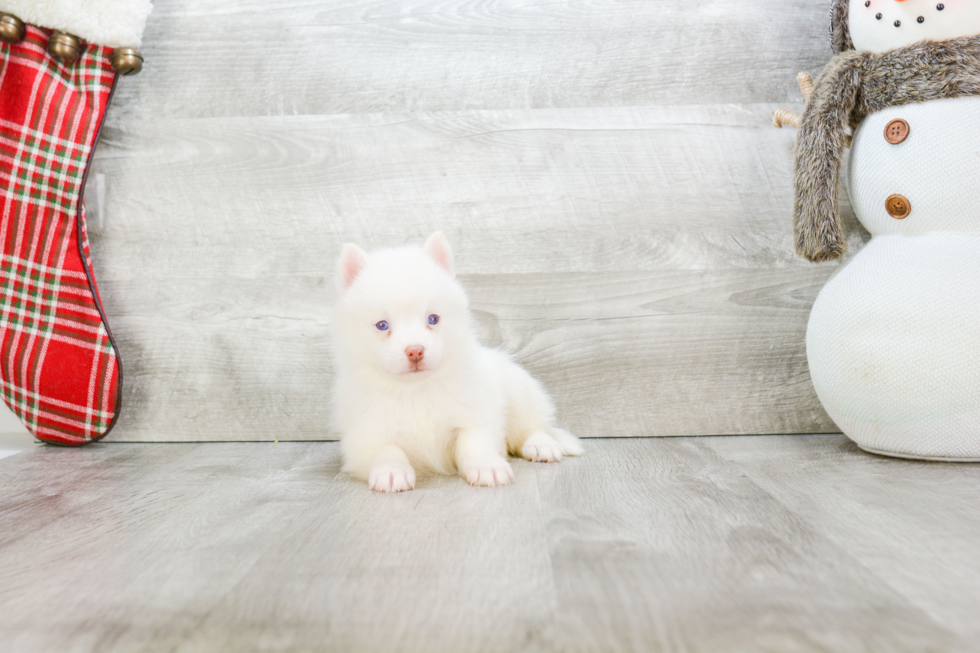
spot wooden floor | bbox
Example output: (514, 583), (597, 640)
(1, 435), (978, 652)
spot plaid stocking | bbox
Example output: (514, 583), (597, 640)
(0, 25), (121, 445)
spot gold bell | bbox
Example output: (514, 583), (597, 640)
(48, 30), (82, 62)
(0, 12), (26, 44)
(110, 47), (143, 75)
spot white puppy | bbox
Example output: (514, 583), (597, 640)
(333, 232), (583, 492)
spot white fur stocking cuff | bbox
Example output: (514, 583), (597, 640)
(0, 0), (152, 48)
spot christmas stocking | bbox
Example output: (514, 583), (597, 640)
(0, 1), (150, 445)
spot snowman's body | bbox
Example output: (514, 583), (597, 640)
(806, 96), (980, 459)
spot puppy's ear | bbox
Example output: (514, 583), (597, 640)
(337, 243), (368, 291)
(423, 231), (454, 277)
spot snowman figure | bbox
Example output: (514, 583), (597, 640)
(785, 0), (980, 459)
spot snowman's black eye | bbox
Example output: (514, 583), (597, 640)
(937, 3), (944, 9)
(876, 13), (882, 20)
(865, 0), (870, 6)
(894, 19), (901, 27)
(917, 16), (925, 23)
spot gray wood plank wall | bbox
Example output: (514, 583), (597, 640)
(83, 0), (866, 441)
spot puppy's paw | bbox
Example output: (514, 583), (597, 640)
(522, 432), (564, 463)
(462, 456), (514, 487)
(368, 462), (416, 493)
(552, 428), (584, 457)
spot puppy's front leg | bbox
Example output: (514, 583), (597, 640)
(366, 444), (416, 493)
(456, 427), (514, 487)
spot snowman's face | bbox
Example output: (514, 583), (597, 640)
(849, 0), (980, 52)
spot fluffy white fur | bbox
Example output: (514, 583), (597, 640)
(0, 0), (153, 47)
(333, 233), (583, 492)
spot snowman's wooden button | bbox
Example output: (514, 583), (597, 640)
(885, 194), (911, 219)
(884, 119), (910, 144)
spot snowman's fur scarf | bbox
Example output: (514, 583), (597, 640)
(794, 34), (980, 261)
(829, 0), (853, 55)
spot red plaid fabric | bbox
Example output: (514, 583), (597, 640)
(0, 25), (121, 445)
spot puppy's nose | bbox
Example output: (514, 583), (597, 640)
(405, 345), (424, 363)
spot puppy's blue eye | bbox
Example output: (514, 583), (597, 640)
(428, 314), (439, 325)
(375, 320), (389, 331)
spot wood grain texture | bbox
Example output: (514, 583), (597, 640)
(2, 437), (978, 652)
(82, 1), (872, 440)
(541, 438), (966, 652)
(92, 105), (832, 279)
(101, 268), (836, 440)
(87, 105), (866, 441)
(705, 435), (980, 643)
(109, 0), (833, 121)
